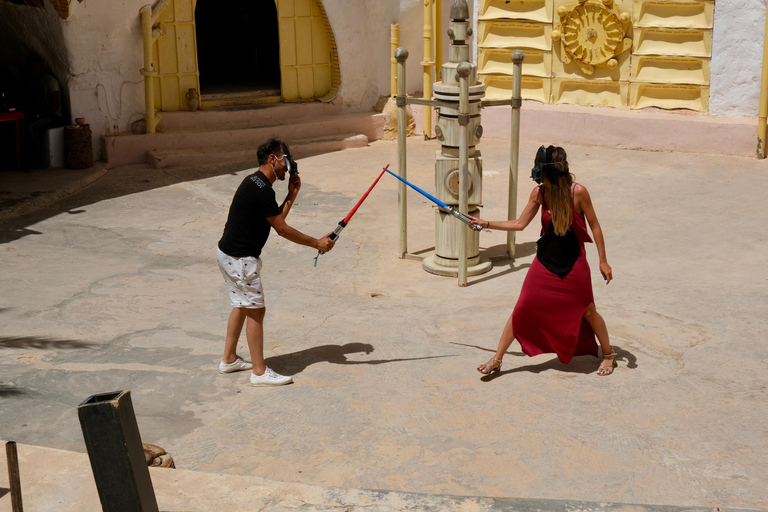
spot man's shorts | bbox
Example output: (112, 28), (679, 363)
(217, 247), (265, 309)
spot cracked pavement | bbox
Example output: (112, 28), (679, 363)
(1, 139), (767, 509)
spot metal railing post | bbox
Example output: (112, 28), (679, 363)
(457, 61), (471, 286)
(396, 47), (409, 258)
(507, 49), (525, 259)
(422, 0), (434, 139)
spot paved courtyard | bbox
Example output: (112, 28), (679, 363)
(1, 138), (767, 509)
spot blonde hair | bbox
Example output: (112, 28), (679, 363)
(543, 146), (574, 236)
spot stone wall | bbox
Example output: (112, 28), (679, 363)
(710, 0), (765, 116)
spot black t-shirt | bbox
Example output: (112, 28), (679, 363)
(218, 170), (282, 258)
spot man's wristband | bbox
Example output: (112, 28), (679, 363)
(486, 220), (490, 229)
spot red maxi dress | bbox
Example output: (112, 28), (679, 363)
(511, 187), (598, 363)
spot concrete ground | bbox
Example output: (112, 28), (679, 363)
(0, 138), (767, 510)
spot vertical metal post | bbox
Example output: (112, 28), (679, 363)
(758, 0), (768, 158)
(457, 62), (472, 286)
(422, 0), (434, 139)
(78, 390), (159, 512)
(5, 441), (23, 512)
(507, 50), (525, 259)
(391, 25), (399, 98)
(395, 48), (409, 258)
(433, 0), (443, 77)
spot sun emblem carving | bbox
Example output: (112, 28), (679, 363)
(552, 0), (632, 75)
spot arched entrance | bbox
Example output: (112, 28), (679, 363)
(195, 0), (281, 96)
(152, 0), (340, 110)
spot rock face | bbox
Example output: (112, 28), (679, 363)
(383, 97), (415, 140)
(143, 443), (176, 469)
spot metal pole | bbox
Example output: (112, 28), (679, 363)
(78, 390), (160, 512)
(422, 0), (434, 139)
(457, 61), (472, 286)
(396, 47), (409, 258)
(758, 0), (768, 158)
(6, 441), (23, 512)
(391, 24), (399, 98)
(507, 49), (525, 259)
(434, 0), (443, 78)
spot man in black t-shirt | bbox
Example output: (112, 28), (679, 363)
(216, 138), (335, 386)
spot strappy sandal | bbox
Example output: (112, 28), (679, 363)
(477, 358), (503, 375)
(597, 351), (617, 376)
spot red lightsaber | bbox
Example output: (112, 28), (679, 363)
(314, 164), (390, 266)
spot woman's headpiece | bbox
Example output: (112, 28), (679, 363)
(531, 145), (567, 184)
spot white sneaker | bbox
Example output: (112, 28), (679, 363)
(219, 356), (253, 374)
(250, 367), (293, 387)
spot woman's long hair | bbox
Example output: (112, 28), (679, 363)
(543, 146), (574, 236)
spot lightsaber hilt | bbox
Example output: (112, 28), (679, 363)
(328, 220), (346, 243)
(314, 219), (346, 267)
(444, 206), (484, 232)
(384, 169), (484, 231)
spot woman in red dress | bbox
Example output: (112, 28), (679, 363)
(470, 146), (616, 376)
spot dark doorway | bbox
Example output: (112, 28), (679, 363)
(195, 0), (281, 95)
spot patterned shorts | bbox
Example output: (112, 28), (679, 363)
(217, 247), (265, 309)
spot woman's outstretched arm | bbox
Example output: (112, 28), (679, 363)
(468, 187), (541, 232)
(574, 184), (613, 284)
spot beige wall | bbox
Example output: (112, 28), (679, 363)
(3, 0), (764, 160)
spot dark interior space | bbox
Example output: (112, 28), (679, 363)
(195, 0), (281, 96)
(0, 2), (70, 170)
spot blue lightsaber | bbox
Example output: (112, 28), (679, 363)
(385, 169), (484, 231)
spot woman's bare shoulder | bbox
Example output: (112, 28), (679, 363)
(530, 185), (543, 202)
(573, 182), (590, 198)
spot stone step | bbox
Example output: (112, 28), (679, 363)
(146, 133), (369, 169)
(160, 101), (344, 132)
(104, 111), (385, 167)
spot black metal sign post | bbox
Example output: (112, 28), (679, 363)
(77, 390), (159, 512)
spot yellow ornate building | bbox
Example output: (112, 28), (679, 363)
(477, 0), (714, 112)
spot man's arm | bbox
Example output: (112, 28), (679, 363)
(280, 173), (300, 218)
(267, 213), (335, 252)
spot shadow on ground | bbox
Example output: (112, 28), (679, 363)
(0, 159), (275, 245)
(0, 384), (27, 398)
(467, 242), (536, 286)
(478, 344), (637, 381)
(0, 336), (97, 350)
(266, 342), (458, 376)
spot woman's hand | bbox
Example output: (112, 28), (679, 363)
(467, 215), (486, 231)
(599, 261), (613, 284)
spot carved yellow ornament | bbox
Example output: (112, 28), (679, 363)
(551, 0), (632, 75)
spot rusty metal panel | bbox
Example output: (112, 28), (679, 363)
(176, 24), (197, 74)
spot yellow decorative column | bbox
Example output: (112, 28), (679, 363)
(422, 0), (434, 138)
(391, 24), (400, 98)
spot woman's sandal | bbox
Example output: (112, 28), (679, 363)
(597, 351), (617, 376)
(477, 358), (503, 375)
